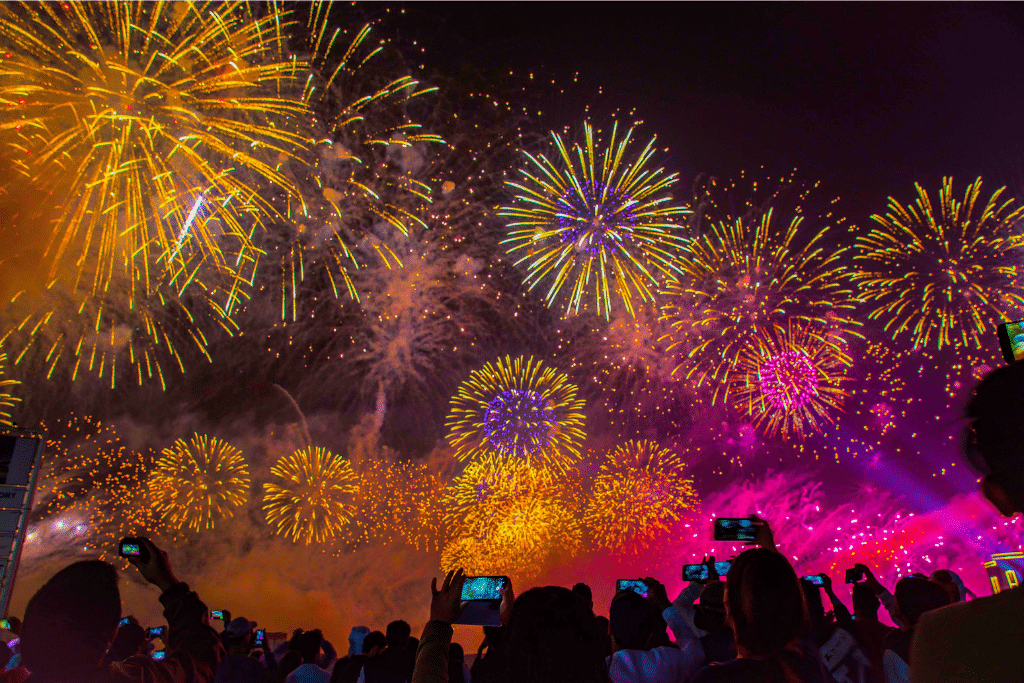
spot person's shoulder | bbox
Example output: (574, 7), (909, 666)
(919, 587), (1024, 634)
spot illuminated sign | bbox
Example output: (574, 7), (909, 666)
(984, 552), (1024, 594)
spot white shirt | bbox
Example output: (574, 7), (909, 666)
(608, 642), (705, 683)
(287, 662), (332, 683)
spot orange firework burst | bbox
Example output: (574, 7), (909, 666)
(585, 440), (698, 551)
(731, 321), (852, 439)
(263, 447), (358, 545)
(441, 456), (582, 578)
(149, 434), (251, 532)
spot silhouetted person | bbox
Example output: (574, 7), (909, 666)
(691, 547), (829, 683)
(880, 578), (948, 683)
(360, 622), (412, 683)
(332, 633), (385, 683)
(572, 583), (594, 613)
(287, 630), (330, 683)
(910, 359), (1024, 683)
(20, 538), (222, 683)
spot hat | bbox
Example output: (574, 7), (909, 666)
(348, 626), (370, 657)
(225, 617), (257, 638)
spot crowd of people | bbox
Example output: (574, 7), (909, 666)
(4, 353), (1024, 683)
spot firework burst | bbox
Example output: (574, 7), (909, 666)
(441, 457), (582, 578)
(263, 446), (358, 545)
(853, 177), (1024, 350)
(731, 321), (852, 439)
(0, 0), (311, 383)
(661, 172), (858, 402)
(268, 6), (443, 321)
(33, 414), (174, 560)
(585, 440), (698, 552)
(446, 356), (586, 470)
(0, 352), (19, 426)
(149, 434), (250, 532)
(500, 122), (689, 318)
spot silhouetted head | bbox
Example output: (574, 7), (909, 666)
(386, 620), (411, 651)
(572, 583), (594, 611)
(725, 548), (810, 657)
(967, 362), (1024, 514)
(893, 577), (950, 628)
(609, 589), (664, 651)
(21, 560), (120, 676)
(505, 586), (607, 683)
(297, 629), (324, 663)
(103, 621), (147, 665)
(852, 582), (881, 619)
(364, 631), (387, 657)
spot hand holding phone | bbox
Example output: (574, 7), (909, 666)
(119, 538), (151, 564)
(211, 610), (224, 621)
(453, 575), (509, 626)
(713, 517), (761, 542)
(146, 626), (166, 640)
(802, 574), (825, 587)
(845, 567), (865, 584)
(616, 579), (649, 598)
(998, 320), (1024, 363)
(152, 650), (166, 660)
(254, 629), (266, 647)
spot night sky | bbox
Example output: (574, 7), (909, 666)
(399, 2), (1024, 219)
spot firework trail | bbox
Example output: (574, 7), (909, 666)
(441, 456), (582, 579)
(0, 351), (19, 426)
(731, 320), (852, 439)
(501, 122), (690, 318)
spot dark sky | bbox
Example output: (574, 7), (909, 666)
(397, 2), (1024, 219)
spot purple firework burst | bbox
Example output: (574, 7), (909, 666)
(483, 389), (558, 458)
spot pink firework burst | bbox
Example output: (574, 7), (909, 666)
(758, 349), (818, 411)
(733, 320), (851, 438)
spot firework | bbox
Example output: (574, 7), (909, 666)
(33, 414), (172, 560)
(0, 0), (311, 383)
(441, 457), (582, 578)
(661, 172), (858, 402)
(334, 457), (448, 550)
(853, 177), (1024, 350)
(446, 356), (586, 470)
(585, 440), (698, 551)
(267, 6), (443, 321)
(557, 306), (693, 439)
(149, 434), (250, 533)
(731, 321), (852, 439)
(500, 122), (690, 318)
(0, 352), (19, 426)
(263, 447), (358, 545)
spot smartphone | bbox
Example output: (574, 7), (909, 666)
(118, 618), (131, 627)
(147, 626), (166, 639)
(211, 610), (224, 621)
(713, 517), (761, 542)
(682, 561), (732, 581)
(998, 320), (1024, 363)
(616, 579), (649, 598)
(453, 576), (509, 626)
(845, 567), (865, 584)
(802, 574), (825, 586)
(118, 537), (150, 564)
(153, 650), (166, 661)
(254, 628), (265, 647)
